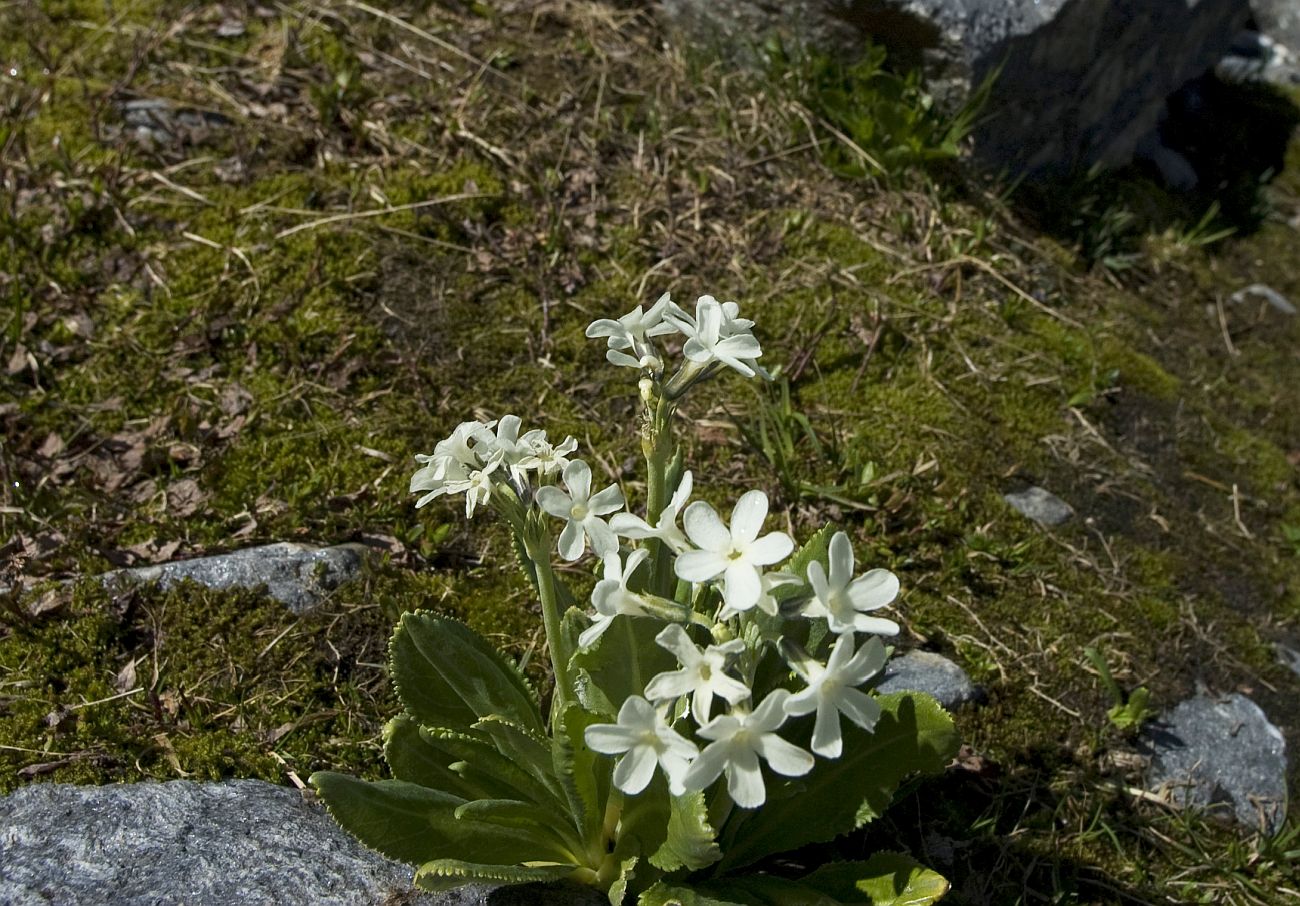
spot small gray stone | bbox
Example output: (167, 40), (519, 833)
(1142, 693), (1289, 834)
(0, 780), (606, 906)
(876, 651), (980, 710)
(1277, 642), (1300, 680)
(1003, 486), (1073, 526)
(99, 542), (366, 613)
(1229, 283), (1297, 315)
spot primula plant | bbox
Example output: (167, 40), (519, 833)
(311, 293), (959, 905)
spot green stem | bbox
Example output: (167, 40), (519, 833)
(644, 395), (677, 598)
(527, 532), (573, 720)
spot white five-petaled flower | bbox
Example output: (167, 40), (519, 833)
(801, 531), (900, 636)
(679, 689), (814, 809)
(674, 490), (793, 613)
(534, 460), (624, 561)
(643, 624), (750, 724)
(585, 293), (684, 370)
(585, 695), (699, 795)
(610, 471), (694, 553)
(667, 295), (763, 378)
(783, 634), (886, 758)
(580, 549), (655, 648)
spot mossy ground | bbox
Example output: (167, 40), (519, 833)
(2, 1), (1299, 901)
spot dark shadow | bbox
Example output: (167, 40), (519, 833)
(1012, 72), (1300, 268)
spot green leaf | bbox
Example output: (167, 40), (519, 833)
(390, 612), (544, 736)
(650, 792), (721, 873)
(414, 859), (577, 893)
(421, 726), (566, 810)
(802, 854), (949, 905)
(570, 612), (676, 712)
(383, 716), (490, 801)
(308, 773), (573, 867)
(554, 703), (612, 844)
(716, 693), (958, 873)
(475, 714), (564, 800)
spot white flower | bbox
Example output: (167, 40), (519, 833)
(460, 460), (498, 518)
(610, 471), (694, 553)
(516, 429), (577, 478)
(679, 689), (814, 809)
(783, 634), (886, 758)
(674, 491), (793, 613)
(585, 695), (699, 795)
(410, 420), (496, 507)
(801, 532), (900, 636)
(579, 549), (655, 647)
(643, 624), (750, 724)
(585, 292), (683, 370)
(535, 460), (625, 560)
(667, 295), (762, 378)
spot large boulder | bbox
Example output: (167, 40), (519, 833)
(0, 780), (606, 905)
(659, 0), (1252, 177)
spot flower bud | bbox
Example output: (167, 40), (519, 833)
(638, 378), (655, 404)
(710, 621), (735, 645)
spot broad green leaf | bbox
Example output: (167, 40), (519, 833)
(779, 523), (835, 597)
(801, 854), (949, 905)
(610, 773), (672, 900)
(454, 799), (584, 849)
(554, 703), (613, 844)
(308, 773), (572, 867)
(608, 854), (641, 906)
(421, 727), (566, 810)
(390, 612), (544, 736)
(570, 612), (677, 712)
(716, 693), (958, 873)
(383, 716), (490, 801)
(415, 859), (577, 893)
(650, 792), (721, 873)
(475, 714), (565, 800)
(641, 881), (746, 906)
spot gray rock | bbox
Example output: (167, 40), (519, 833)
(1229, 282), (1297, 315)
(0, 780), (429, 906)
(1142, 693), (1289, 834)
(1277, 642), (1300, 679)
(121, 98), (232, 147)
(1247, 0), (1300, 85)
(0, 780), (606, 906)
(100, 542), (366, 613)
(1003, 486), (1074, 526)
(658, 0), (1250, 178)
(876, 650), (980, 709)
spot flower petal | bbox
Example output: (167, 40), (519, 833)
(584, 723), (634, 754)
(828, 532), (854, 589)
(745, 532), (794, 566)
(724, 747), (766, 808)
(680, 740), (729, 794)
(610, 512), (656, 538)
(729, 490), (768, 546)
(584, 517), (618, 558)
(723, 562), (761, 612)
(534, 486), (572, 519)
(613, 745), (659, 794)
(675, 549), (728, 583)
(846, 569), (900, 611)
(654, 624), (702, 666)
(558, 519), (585, 561)
(564, 459), (592, 502)
(756, 733), (815, 778)
(644, 668), (697, 702)
(810, 700), (842, 759)
(683, 501), (730, 552)
(851, 614), (900, 637)
(837, 687), (882, 731)
(589, 484), (626, 515)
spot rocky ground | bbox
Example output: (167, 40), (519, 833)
(1, 1), (1299, 903)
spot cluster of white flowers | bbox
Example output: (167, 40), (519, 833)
(584, 486), (898, 808)
(585, 292), (767, 382)
(409, 415), (583, 520)
(410, 293), (903, 810)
